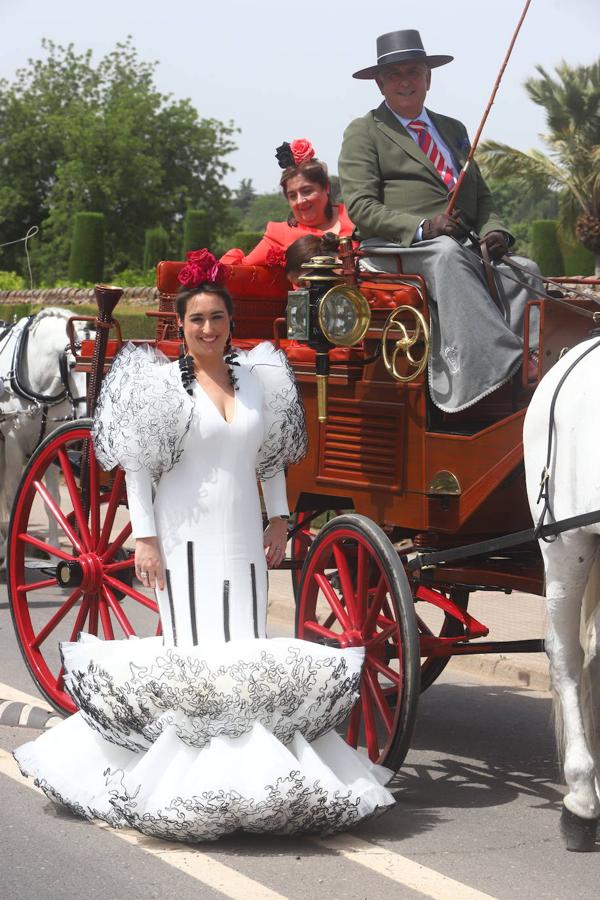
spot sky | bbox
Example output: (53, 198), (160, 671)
(0, 0), (598, 193)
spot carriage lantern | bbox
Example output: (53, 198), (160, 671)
(286, 252), (371, 421)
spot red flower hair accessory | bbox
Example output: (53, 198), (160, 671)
(275, 139), (316, 169)
(177, 248), (225, 288)
(290, 139), (315, 165)
(265, 246), (286, 267)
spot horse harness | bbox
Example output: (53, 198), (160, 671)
(0, 315), (87, 450)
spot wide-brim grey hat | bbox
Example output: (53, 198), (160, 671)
(353, 29), (453, 79)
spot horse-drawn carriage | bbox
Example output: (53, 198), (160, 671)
(6, 242), (600, 816)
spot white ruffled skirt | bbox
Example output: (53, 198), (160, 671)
(14, 635), (395, 841)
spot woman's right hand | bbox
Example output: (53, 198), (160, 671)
(134, 537), (165, 591)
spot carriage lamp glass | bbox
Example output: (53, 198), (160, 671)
(317, 285), (371, 347)
(286, 289), (310, 340)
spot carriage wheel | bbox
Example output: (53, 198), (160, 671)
(417, 586), (468, 691)
(290, 509), (346, 599)
(296, 513), (420, 770)
(7, 419), (159, 715)
(290, 511), (317, 598)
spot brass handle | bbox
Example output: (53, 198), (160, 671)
(381, 306), (430, 382)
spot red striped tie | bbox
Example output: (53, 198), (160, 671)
(407, 119), (457, 191)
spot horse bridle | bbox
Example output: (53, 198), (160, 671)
(1, 316), (87, 449)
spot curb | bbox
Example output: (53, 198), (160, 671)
(0, 699), (61, 729)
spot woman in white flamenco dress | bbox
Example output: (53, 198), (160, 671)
(14, 270), (395, 842)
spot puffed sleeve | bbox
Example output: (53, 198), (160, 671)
(235, 341), (308, 480)
(92, 343), (193, 480)
(125, 468), (156, 538)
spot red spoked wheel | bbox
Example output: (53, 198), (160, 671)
(296, 514), (420, 770)
(290, 511), (318, 598)
(7, 419), (159, 714)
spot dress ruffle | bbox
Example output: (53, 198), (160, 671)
(236, 342), (308, 479)
(92, 343), (193, 479)
(14, 635), (394, 841)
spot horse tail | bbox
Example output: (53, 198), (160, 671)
(580, 547), (600, 767)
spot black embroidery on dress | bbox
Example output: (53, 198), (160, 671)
(166, 569), (178, 647)
(223, 580), (230, 642)
(250, 563), (259, 639)
(92, 343), (193, 479)
(63, 645), (362, 752)
(187, 542), (198, 646)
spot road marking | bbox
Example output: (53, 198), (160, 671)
(0, 748), (288, 900)
(0, 681), (54, 712)
(314, 834), (498, 900)
(17, 704), (33, 726)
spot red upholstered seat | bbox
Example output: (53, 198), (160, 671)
(155, 261), (290, 342)
(156, 261), (289, 300)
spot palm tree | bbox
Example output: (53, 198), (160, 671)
(478, 60), (600, 274)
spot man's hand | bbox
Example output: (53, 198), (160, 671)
(422, 212), (464, 240)
(481, 230), (509, 260)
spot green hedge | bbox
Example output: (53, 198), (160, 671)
(559, 237), (595, 277)
(182, 209), (212, 256)
(68, 212), (105, 284)
(530, 220), (564, 277)
(231, 230), (262, 255)
(143, 226), (169, 272)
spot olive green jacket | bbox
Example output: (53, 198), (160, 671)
(338, 102), (510, 247)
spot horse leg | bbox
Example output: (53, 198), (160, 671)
(543, 533), (600, 849)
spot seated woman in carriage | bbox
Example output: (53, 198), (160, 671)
(220, 139), (354, 268)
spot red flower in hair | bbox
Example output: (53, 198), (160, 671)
(266, 246), (286, 268)
(290, 139), (315, 166)
(177, 249), (225, 288)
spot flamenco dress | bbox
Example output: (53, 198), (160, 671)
(14, 341), (395, 841)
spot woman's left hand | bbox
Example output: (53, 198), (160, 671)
(263, 518), (288, 569)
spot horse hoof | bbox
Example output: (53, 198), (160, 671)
(560, 806), (598, 852)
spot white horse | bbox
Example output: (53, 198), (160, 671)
(0, 308), (89, 566)
(524, 334), (600, 851)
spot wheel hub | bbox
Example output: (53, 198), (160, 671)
(339, 628), (364, 648)
(56, 554), (104, 592)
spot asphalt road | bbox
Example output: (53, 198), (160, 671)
(1, 580), (598, 900)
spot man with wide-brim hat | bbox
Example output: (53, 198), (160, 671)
(338, 29), (541, 414)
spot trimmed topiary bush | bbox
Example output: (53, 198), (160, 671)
(559, 236), (595, 277)
(182, 210), (212, 256)
(143, 226), (169, 272)
(231, 231), (262, 255)
(68, 212), (105, 284)
(530, 219), (564, 277)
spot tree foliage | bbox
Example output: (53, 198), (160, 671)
(0, 39), (237, 283)
(478, 59), (600, 271)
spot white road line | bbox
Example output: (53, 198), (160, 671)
(0, 681), (54, 713)
(0, 748), (288, 900)
(314, 835), (498, 900)
(0, 700), (15, 718)
(18, 704), (33, 726)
